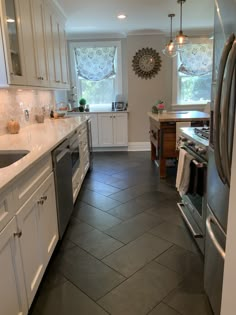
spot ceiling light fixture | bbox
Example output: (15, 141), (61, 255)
(175, 0), (189, 46)
(162, 14), (178, 58)
(117, 14), (126, 19)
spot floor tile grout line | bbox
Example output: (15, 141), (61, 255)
(162, 301), (183, 315)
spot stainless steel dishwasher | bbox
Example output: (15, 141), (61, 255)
(52, 139), (73, 238)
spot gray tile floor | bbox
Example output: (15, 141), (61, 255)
(29, 152), (213, 315)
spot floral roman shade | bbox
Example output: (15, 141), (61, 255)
(178, 43), (213, 76)
(74, 47), (116, 81)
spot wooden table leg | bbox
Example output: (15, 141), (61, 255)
(160, 157), (166, 178)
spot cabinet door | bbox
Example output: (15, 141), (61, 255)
(98, 114), (114, 146)
(38, 173), (58, 266)
(16, 188), (45, 307)
(29, 0), (49, 85)
(0, 217), (27, 315)
(89, 114), (99, 147)
(59, 27), (69, 87)
(51, 14), (62, 85)
(113, 113), (128, 146)
(0, 0), (27, 85)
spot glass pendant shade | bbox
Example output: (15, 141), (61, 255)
(162, 40), (178, 57)
(162, 14), (177, 58)
(175, 0), (190, 47)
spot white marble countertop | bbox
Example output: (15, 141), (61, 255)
(148, 110), (209, 122)
(0, 116), (88, 192)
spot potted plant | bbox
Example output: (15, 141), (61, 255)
(79, 98), (86, 112)
(152, 99), (165, 113)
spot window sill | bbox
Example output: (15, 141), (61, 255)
(171, 103), (207, 111)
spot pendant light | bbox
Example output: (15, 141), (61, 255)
(162, 14), (178, 58)
(175, 0), (189, 46)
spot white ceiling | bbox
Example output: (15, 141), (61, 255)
(55, 0), (214, 37)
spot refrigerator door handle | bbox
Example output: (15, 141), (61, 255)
(206, 215), (226, 260)
(221, 38), (236, 186)
(214, 33), (235, 183)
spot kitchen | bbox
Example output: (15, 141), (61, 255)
(0, 0), (235, 314)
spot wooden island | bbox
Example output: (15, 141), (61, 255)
(148, 111), (210, 178)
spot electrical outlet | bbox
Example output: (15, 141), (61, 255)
(24, 109), (29, 121)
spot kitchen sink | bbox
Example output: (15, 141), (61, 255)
(0, 150), (30, 168)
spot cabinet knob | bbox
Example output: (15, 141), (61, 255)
(14, 231), (22, 238)
(37, 199), (44, 205)
(56, 80), (60, 83)
(41, 196), (47, 201)
(110, 116), (112, 118)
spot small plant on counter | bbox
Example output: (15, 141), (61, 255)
(152, 99), (165, 113)
(79, 98), (86, 112)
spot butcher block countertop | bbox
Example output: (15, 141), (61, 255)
(148, 110), (210, 122)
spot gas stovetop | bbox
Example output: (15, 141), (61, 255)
(194, 126), (210, 141)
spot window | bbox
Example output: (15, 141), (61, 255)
(172, 38), (213, 106)
(69, 41), (122, 109)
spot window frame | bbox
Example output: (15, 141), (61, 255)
(172, 37), (213, 108)
(68, 40), (123, 109)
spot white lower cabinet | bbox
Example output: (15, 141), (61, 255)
(16, 172), (58, 308)
(0, 217), (27, 315)
(98, 113), (128, 146)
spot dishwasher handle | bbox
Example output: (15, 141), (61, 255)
(55, 148), (71, 163)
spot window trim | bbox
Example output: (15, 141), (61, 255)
(172, 37), (213, 108)
(68, 40), (123, 108)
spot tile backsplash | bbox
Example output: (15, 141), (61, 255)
(0, 89), (55, 135)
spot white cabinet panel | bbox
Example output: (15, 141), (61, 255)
(0, 217), (27, 315)
(97, 113), (128, 147)
(98, 114), (114, 146)
(17, 190), (44, 307)
(113, 113), (128, 146)
(89, 114), (99, 147)
(16, 172), (58, 307)
(39, 173), (58, 266)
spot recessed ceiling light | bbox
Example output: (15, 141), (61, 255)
(117, 14), (127, 20)
(6, 18), (15, 23)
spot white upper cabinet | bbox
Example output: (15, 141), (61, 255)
(0, 0), (69, 88)
(0, 0), (27, 85)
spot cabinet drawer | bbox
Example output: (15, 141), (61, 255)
(14, 155), (52, 208)
(0, 189), (16, 233)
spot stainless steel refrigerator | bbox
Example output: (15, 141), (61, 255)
(205, 0), (236, 314)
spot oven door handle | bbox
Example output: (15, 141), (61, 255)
(206, 215), (226, 260)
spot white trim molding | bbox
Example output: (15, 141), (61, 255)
(92, 142), (151, 152)
(128, 142), (151, 151)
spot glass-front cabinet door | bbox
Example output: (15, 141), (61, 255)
(1, 0), (26, 84)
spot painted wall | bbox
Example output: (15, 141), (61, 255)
(0, 89), (55, 135)
(127, 34), (172, 142)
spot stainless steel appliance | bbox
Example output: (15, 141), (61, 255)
(52, 139), (74, 238)
(87, 119), (93, 170)
(69, 131), (81, 176)
(178, 126), (209, 253)
(204, 0), (236, 313)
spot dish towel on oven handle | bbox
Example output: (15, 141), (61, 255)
(176, 147), (194, 196)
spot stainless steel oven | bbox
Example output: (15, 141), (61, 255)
(177, 127), (209, 253)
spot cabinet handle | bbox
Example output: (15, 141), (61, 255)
(41, 196), (47, 201)
(56, 80), (60, 83)
(37, 199), (44, 205)
(14, 231), (22, 238)
(113, 116), (116, 118)
(110, 116), (112, 118)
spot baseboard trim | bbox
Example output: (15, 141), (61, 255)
(92, 142), (151, 152)
(128, 142), (151, 151)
